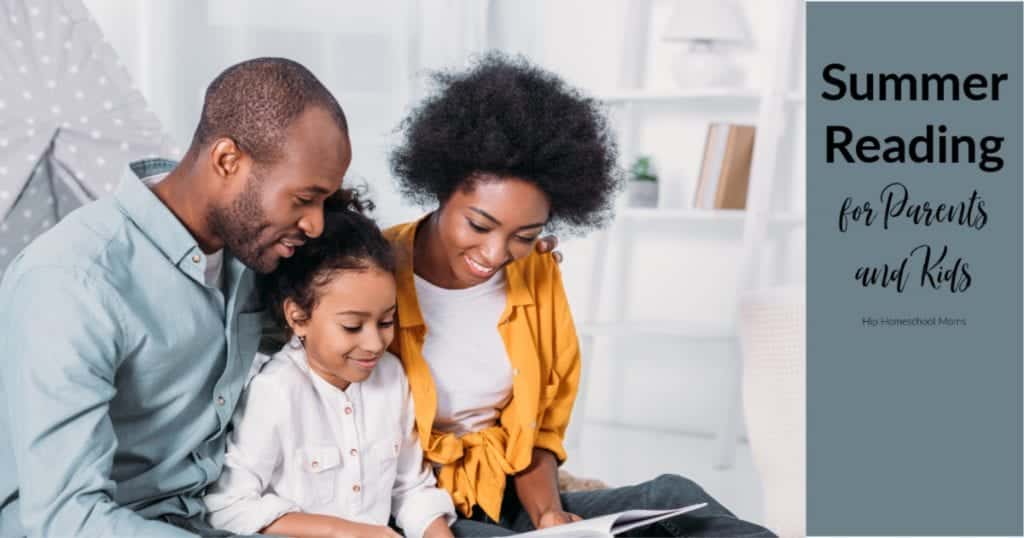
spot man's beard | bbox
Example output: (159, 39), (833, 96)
(208, 173), (276, 273)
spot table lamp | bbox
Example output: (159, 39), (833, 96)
(663, 0), (752, 88)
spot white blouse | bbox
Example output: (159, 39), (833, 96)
(203, 338), (455, 537)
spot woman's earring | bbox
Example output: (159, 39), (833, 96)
(298, 335), (306, 346)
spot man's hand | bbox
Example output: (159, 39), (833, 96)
(537, 509), (583, 529)
(534, 235), (563, 264)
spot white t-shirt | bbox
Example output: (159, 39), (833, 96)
(203, 338), (455, 537)
(204, 249), (223, 289)
(144, 172), (223, 289)
(413, 270), (514, 437)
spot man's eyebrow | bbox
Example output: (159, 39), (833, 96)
(469, 207), (545, 230)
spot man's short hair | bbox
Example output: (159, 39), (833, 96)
(190, 57), (348, 164)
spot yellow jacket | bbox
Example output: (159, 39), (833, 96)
(384, 218), (581, 521)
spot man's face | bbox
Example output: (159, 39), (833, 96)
(209, 107), (351, 273)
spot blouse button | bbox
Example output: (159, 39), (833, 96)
(352, 484), (361, 493)
(311, 460), (320, 469)
(350, 448), (358, 457)
(344, 406), (353, 415)
(216, 396), (225, 406)
(191, 255), (201, 264)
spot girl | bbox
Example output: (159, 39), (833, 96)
(385, 54), (775, 537)
(204, 192), (456, 538)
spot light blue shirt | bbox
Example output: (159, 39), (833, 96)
(0, 159), (264, 537)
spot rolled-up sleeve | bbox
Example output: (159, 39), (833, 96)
(203, 375), (300, 535)
(534, 260), (581, 464)
(391, 375), (455, 538)
(1, 268), (194, 538)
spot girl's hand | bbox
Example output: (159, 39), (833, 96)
(536, 508), (583, 529)
(331, 520), (401, 538)
(422, 515), (455, 538)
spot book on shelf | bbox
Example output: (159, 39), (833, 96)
(693, 123), (756, 210)
(511, 503), (707, 537)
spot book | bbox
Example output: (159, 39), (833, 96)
(511, 503), (707, 537)
(694, 124), (728, 209)
(693, 124), (757, 209)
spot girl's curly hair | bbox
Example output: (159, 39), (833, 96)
(258, 186), (395, 343)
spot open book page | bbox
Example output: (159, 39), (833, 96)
(512, 503), (707, 537)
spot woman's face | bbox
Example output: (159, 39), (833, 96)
(433, 175), (551, 288)
(285, 267), (397, 390)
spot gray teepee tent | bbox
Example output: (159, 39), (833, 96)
(0, 0), (177, 272)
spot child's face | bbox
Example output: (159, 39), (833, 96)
(287, 267), (397, 390)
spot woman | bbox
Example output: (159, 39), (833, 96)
(384, 54), (775, 537)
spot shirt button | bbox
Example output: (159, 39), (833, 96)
(344, 406), (353, 415)
(350, 448), (358, 457)
(311, 460), (320, 469)
(191, 255), (201, 263)
(352, 484), (361, 493)
(216, 396), (225, 406)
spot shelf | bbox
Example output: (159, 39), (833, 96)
(599, 89), (806, 104)
(618, 208), (805, 227)
(620, 208), (743, 221)
(579, 320), (735, 340)
(599, 88), (762, 103)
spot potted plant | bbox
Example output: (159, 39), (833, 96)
(627, 155), (659, 208)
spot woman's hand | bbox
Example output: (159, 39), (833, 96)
(537, 508), (583, 529)
(514, 449), (579, 530)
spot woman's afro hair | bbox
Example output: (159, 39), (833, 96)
(391, 52), (623, 234)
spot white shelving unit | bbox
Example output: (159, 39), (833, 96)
(618, 208), (804, 226)
(598, 89), (805, 104)
(568, 0), (805, 470)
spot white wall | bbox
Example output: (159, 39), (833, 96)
(503, 0), (805, 435)
(84, 0), (805, 438)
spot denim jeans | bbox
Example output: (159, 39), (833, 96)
(451, 474), (777, 537)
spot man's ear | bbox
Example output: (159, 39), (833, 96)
(208, 137), (246, 181)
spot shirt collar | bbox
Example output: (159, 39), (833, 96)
(393, 213), (535, 329)
(279, 337), (355, 398)
(114, 158), (200, 266)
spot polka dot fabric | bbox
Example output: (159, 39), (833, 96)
(0, 0), (178, 271)
(0, 161), (62, 268)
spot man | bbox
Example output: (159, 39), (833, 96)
(0, 57), (351, 537)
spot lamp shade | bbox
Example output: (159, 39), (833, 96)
(663, 0), (751, 44)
